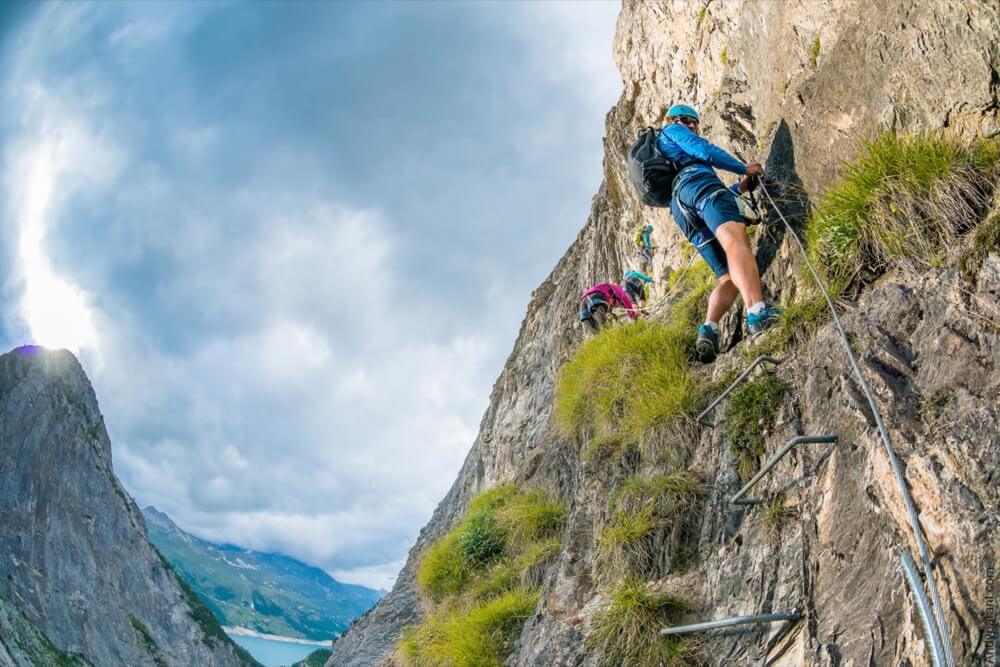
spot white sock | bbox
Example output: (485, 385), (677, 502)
(748, 301), (766, 315)
(704, 320), (719, 333)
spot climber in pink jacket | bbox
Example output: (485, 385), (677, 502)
(578, 282), (636, 333)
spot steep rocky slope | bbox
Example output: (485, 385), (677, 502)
(0, 347), (258, 667)
(329, 1), (999, 665)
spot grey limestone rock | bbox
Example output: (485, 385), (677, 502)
(0, 347), (258, 667)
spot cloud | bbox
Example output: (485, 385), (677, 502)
(0, 1), (622, 590)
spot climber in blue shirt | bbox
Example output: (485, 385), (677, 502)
(658, 103), (780, 362)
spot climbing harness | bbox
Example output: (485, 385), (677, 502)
(756, 179), (955, 666)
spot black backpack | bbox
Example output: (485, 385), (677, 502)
(628, 127), (680, 208)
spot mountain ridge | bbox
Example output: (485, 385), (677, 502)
(0, 346), (258, 667)
(143, 505), (383, 642)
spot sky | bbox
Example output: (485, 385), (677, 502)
(0, 1), (622, 590)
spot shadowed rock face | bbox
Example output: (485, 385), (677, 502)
(0, 347), (256, 667)
(330, 2), (1000, 665)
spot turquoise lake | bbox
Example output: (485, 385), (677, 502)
(226, 633), (326, 666)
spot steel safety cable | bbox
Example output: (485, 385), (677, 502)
(757, 178), (955, 666)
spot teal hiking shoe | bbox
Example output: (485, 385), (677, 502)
(746, 305), (781, 337)
(695, 324), (720, 363)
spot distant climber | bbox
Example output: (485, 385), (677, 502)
(579, 282), (637, 333)
(657, 103), (780, 362)
(634, 224), (656, 265)
(622, 269), (654, 308)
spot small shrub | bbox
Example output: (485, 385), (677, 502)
(723, 371), (787, 480)
(458, 510), (506, 566)
(587, 579), (695, 667)
(400, 589), (540, 667)
(805, 133), (999, 296)
(720, 47), (729, 66)
(921, 389), (956, 420)
(696, 6), (706, 26)
(809, 36), (820, 69)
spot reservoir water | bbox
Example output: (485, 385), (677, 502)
(226, 633), (326, 666)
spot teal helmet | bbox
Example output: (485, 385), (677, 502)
(667, 104), (699, 121)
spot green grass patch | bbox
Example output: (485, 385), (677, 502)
(400, 589), (540, 667)
(587, 579), (695, 666)
(556, 265), (714, 452)
(809, 36), (820, 69)
(805, 132), (1000, 296)
(406, 486), (565, 665)
(723, 371), (787, 480)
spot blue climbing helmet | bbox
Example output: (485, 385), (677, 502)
(666, 104), (699, 122)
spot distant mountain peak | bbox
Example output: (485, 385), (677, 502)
(142, 506), (179, 531)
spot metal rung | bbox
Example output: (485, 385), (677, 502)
(660, 610), (801, 636)
(697, 356), (783, 427)
(731, 434), (838, 505)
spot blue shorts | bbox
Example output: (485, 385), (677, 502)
(696, 189), (744, 234)
(670, 189), (744, 278)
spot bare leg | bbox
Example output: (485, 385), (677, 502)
(706, 274), (740, 323)
(714, 220), (763, 307)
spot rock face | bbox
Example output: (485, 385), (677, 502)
(329, 1), (1000, 665)
(0, 347), (257, 667)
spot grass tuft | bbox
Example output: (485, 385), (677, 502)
(417, 532), (470, 602)
(587, 579), (695, 666)
(400, 589), (540, 667)
(723, 371), (787, 480)
(720, 47), (729, 66)
(761, 497), (797, 535)
(809, 36), (820, 69)
(805, 133), (999, 296)
(613, 471), (703, 518)
(407, 486), (565, 665)
(556, 265), (714, 450)
(597, 471), (703, 576)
